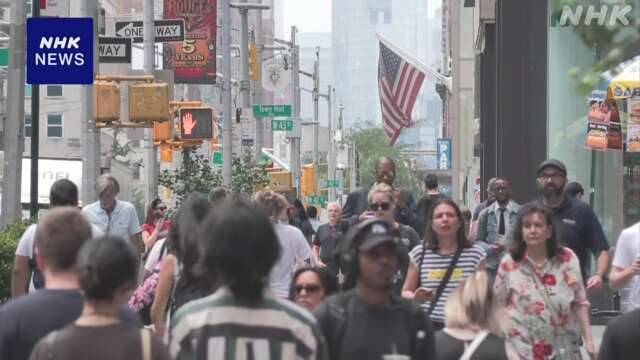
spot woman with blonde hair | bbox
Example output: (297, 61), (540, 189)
(436, 270), (516, 359)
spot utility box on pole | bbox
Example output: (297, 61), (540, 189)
(129, 83), (170, 123)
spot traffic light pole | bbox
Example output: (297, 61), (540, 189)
(253, 4), (264, 163)
(312, 48), (319, 166)
(290, 26), (302, 198)
(143, 0), (158, 202)
(239, 4), (250, 108)
(324, 85), (335, 203)
(1, 0), (26, 226)
(222, 0), (233, 185)
(81, 0), (100, 206)
(29, 0), (40, 218)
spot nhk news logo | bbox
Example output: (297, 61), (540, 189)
(551, 3), (633, 27)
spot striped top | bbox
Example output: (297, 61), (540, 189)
(409, 243), (485, 323)
(170, 287), (326, 360)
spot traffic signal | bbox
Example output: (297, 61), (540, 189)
(300, 163), (317, 197)
(93, 81), (120, 122)
(179, 107), (214, 140)
(129, 82), (170, 123)
(248, 43), (259, 81)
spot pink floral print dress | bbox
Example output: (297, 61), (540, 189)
(494, 248), (589, 360)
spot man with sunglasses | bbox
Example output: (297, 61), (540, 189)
(341, 157), (416, 227)
(535, 159), (610, 293)
(476, 177), (520, 283)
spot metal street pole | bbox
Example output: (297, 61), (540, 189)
(29, 0), (40, 218)
(222, 0), (233, 185)
(1, 0), (26, 226)
(239, 4), (250, 108)
(253, 4), (263, 163)
(312, 48), (319, 166)
(326, 85), (336, 203)
(290, 26), (301, 197)
(144, 0), (158, 202)
(81, 0), (100, 206)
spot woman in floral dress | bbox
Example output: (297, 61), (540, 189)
(494, 204), (596, 359)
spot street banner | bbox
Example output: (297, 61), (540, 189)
(262, 61), (291, 92)
(437, 138), (451, 170)
(163, 0), (217, 84)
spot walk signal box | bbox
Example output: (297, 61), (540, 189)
(93, 81), (120, 122)
(129, 82), (170, 123)
(179, 107), (215, 140)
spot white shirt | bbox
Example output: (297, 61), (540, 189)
(612, 222), (640, 312)
(269, 222), (312, 298)
(81, 199), (141, 240)
(15, 223), (104, 292)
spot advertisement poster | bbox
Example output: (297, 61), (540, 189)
(163, 0), (216, 84)
(627, 124), (640, 152)
(629, 96), (640, 124)
(585, 100), (621, 150)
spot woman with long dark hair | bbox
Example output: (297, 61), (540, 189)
(402, 197), (486, 331)
(494, 204), (596, 359)
(141, 199), (171, 252)
(150, 193), (214, 337)
(30, 236), (170, 360)
(168, 200), (326, 359)
(288, 198), (316, 243)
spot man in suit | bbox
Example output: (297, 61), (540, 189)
(341, 157), (415, 227)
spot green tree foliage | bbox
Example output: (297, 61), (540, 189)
(351, 126), (423, 196)
(159, 148), (269, 206)
(0, 219), (35, 303)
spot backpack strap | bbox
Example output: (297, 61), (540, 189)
(459, 331), (489, 360)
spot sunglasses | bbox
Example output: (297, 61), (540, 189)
(156, 206), (167, 210)
(369, 202), (391, 211)
(294, 284), (322, 294)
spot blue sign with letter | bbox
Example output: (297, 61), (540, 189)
(437, 138), (452, 170)
(27, 17), (94, 84)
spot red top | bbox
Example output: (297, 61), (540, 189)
(141, 219), (172, 234)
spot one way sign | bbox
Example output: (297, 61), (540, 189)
(99, 37), (131, 63)
(115, 19), (185, 43)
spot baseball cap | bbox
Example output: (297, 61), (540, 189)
(537, 159), (567, 177)
(357, 220), (399, 252)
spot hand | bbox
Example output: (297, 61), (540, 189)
(630, 259), (640, 274)
(586, 274), (604, 293)
(317, 260), (326, 268)
(359, 211), (376, 222)
(490, 243), (505, 252)
(182, 112), (197, 135)
(394, 189), (406, 209)
(414, 287), (434, 303)
(154, 219), (164, 231)
(585, 340), (597, 360)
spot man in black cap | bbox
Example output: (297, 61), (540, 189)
(536, 159), (610, 293)
(314, 219), (434, 360)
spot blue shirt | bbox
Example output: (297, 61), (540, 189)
(81, 199), (141, 240)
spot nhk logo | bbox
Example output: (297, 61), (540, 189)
(27, 17), (94, 84)
(35, 37), (85, 66)
(551, 4), (633, 26)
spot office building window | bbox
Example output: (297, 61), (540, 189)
(47, 114), (63, 138)
(25, 114), (31, 138)
(46, 85), (63, 97)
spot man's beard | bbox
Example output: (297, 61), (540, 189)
(541, 185), (563, 198)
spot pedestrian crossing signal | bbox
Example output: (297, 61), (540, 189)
(179, 107), (214, 140)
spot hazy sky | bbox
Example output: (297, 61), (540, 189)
(282, 0), (332, 34)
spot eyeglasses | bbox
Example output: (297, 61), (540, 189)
(491, 187), (509, 193)
(369, 202), (391, 211)
(294, 284), (321, 294)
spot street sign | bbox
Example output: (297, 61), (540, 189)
(179, 107), (214, 140)
(253, 104), (292, 118)
(115, 19), (185, 43)
(0, 48), (7, 66)
(26, 18), (94, 85)
(307, 195), (326, 205)
(325, 179), (339, 188)
(437, 138), (452, 170)
(211, 151), (223, 166)
(98, 37), (131, 64)
(271, 119), (293, 131)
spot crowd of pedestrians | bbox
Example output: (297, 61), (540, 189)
(0, 157), (639, 359)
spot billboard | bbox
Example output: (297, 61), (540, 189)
(163, 0), (217, 84)
(21, 158), (83, 205)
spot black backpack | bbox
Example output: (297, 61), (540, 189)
(28, 239), (45, 290)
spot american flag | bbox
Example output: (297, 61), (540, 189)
(378, 41), (425, 145)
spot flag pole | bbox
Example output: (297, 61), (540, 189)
(375, 32), (452, 92)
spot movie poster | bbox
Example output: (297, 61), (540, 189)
(164, 0), (217, 84)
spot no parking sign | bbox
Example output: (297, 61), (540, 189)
(26, 17), (94, 84)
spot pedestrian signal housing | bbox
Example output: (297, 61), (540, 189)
(179, 107), (214, 140)
(129, 82), (170, 123)
(249, 43), (259, 81)
(93, 81), (120, 122)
